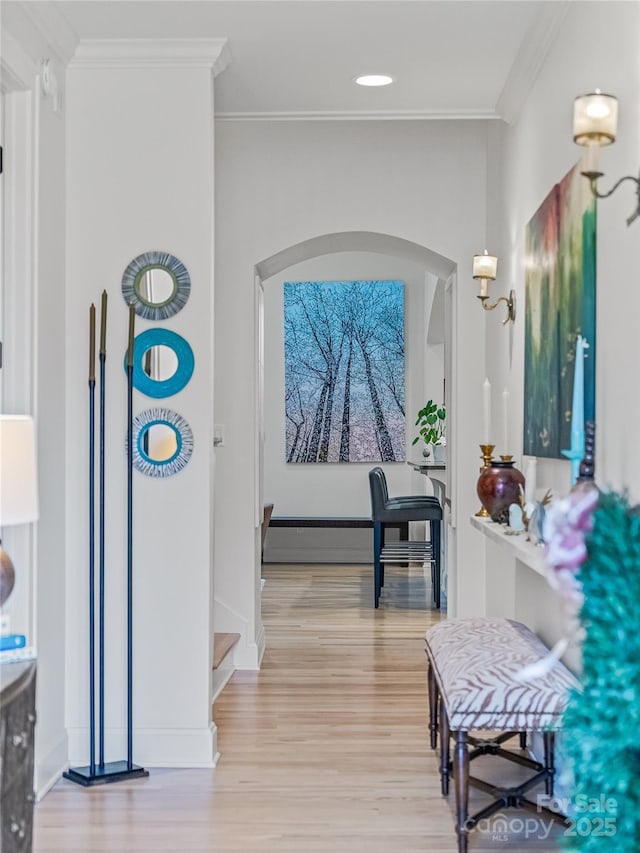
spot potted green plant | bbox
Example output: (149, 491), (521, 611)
(412, 400), (446, 460)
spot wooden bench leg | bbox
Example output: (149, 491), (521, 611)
(453, 730), (469, 853)
(440, 697), (450, 796)
(427, 662), (439, 750)
(543, 731), (555, 796)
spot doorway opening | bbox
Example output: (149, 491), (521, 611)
(253, 231), (457, 625)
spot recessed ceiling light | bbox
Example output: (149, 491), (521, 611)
(355, 74), (394, 87)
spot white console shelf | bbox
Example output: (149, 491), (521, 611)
(470, 515), (549, 578)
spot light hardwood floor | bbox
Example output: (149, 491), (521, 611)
(34, 563), (562, 852)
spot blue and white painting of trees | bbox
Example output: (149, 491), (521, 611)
(284, 280), (405, 463)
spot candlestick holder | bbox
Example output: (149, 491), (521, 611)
(500, 454), (513, 463)
(475, 444), (495, 517)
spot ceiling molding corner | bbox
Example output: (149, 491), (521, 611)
(1, 29), (37, 92)
(19, 0), (79, 67)
(69, 38), (231, 72)
(496, 1), (571, 125)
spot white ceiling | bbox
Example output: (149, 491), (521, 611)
(20, 1), (567, 120)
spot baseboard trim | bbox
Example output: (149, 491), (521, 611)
(232, 637), (263, 670)
(67, 722), (218, 768)
(255, 623), (266, 667)
(212, 650), (235, 702)
(214, 597), (265, 671)
(35, 731), (69, 800)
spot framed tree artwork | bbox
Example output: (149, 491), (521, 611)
(284, 280), (405, 463)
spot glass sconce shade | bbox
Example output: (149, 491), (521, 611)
(573, 92), (618, 146)
(473, 251), (498, 281)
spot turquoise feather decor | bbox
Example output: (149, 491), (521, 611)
(547, 491), (640, 851)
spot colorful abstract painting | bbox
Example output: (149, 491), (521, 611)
(524, 164), (596, 458)
(284, 280), (405, 463)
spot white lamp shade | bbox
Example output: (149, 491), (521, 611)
(0, 415), (39, 526)
(473, 251), (498, 281)
(573, 92), (617, 146)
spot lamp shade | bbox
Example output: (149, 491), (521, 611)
(573, 92), (618, 146)
(0, 415), (39, 526)
(473, 251), (498, 281)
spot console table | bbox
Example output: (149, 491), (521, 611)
(407, 460), (447, 508)
(470, 514), (581, 672)
(1, 660), (37, 852)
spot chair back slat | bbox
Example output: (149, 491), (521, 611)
(368, 467), (388, 520)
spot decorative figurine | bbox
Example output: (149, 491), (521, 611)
(508, 503), (525, 532)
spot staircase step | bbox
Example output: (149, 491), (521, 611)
(213, 632), (241, 670)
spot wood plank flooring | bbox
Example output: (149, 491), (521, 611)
(33, 563), (563, 852)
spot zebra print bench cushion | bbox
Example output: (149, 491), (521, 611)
(425, 617), (580, 731)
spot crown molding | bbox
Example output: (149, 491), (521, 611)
(19, 1), (79, 67)
(496, 1), (571, 125)
(69, 39), (231, 75)
(1, 29), (37, 92)
(215, 108), (501, 122)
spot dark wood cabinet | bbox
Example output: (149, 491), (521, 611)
(1, 661), (36, 853)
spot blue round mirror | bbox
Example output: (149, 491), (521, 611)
(124, 328), (194, 399)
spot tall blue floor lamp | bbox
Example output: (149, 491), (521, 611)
(64, 295), (148, 786)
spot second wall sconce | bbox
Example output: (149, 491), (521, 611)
(472, 250), (516, 324)
(573, 90), (640, 227)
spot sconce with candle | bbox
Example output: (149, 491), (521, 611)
(573, 90), (640, 227)
(472, 250), (516, 324)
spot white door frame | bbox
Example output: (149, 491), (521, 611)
(0, 41), (39, 643)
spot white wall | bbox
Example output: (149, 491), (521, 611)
(484, 1), (640, 646)
(215, 118), (489, 635)
(65, 46), (220, 767)
(34, 76), (69, 794)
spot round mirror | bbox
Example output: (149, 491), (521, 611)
(122, 251), (190, 320)
(142, 344), (179, 382)
(130, 408), (193, 477)
(136, 267), (176, 307)
(125, 329), (194, 399)
(143, 423), (179, 462)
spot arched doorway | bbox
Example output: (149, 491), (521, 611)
(252, 231), (457, 640)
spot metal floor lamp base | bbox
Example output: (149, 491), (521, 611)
(64, 761), (148, 787)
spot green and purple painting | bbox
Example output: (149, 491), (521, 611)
(284, 280), (405, 463)
(523, 164), (596, 458)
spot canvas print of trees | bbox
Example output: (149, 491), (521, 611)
(284, 280), (405, 463)
(523, 163), (596, 458)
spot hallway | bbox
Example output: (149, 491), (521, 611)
(33, 564), (562, 851)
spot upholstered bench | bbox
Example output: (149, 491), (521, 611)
(425, 617), (580, 853)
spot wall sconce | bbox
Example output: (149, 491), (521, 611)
(472, 250), (515, 324)
(573, 90), (640, 226)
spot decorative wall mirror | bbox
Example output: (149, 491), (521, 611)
(125, 328), (194, 398)
(122, 251), (191, 321)
(130, 408), (194, 477)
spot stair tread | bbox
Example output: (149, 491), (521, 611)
(213, 632), (241, 669)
